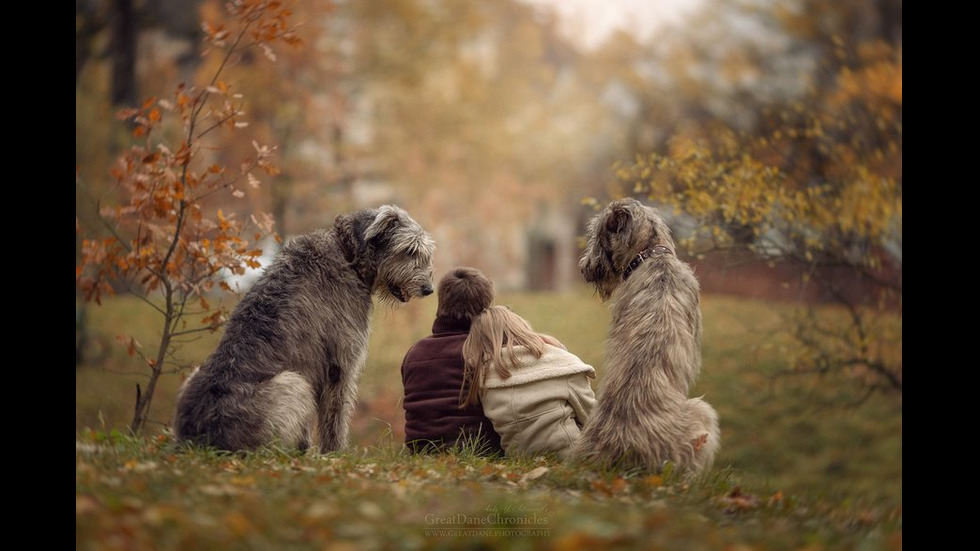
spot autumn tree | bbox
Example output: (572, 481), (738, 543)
(345, 0), (609, 284)
(613, 0), (901, 401)
(194, 0), (347, 237)
(76, 0), (300, 433)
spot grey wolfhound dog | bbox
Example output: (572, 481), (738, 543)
(175, 205), (435, 452)
(574, 198), (719, 475)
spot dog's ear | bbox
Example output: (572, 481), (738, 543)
(605, 204), (632, 234)
(579, 254), (607, 284)
(580, 212), (614, 290)
(334, 211), (368, 262)
(364, 205), (404, 244)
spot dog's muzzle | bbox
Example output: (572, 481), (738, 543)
(388, 283), (434, 302)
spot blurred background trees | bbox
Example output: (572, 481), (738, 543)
(77, 0), (901, 402)
(77, 0), (635, 290)
(618, 0), (901, 399)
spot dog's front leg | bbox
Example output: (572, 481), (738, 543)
(316, 360), (364, 453)
(317, 362), (346, 452)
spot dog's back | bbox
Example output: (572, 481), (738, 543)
(576, 199), (719, 474)
(608, 251), (702, 394)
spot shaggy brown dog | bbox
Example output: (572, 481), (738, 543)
(574, 198), (719, 475)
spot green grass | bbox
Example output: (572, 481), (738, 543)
(76, 432), (901, 550)
(76, 288), (902, 549)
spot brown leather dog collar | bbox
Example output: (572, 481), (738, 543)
(622, 245), (673, 281)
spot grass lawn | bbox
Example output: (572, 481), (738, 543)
(76, 288), (902, 549)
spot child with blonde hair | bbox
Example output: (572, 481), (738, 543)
(460, 306), (597, 459)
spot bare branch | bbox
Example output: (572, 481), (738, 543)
(195, 101), (247, 140)
(170, 325), (223, 338)
(117, 279), (168, 317)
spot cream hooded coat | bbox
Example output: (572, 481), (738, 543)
(479, 344), (597, 458)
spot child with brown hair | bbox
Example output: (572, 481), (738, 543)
(461, 305), (597, 459)
(401, 267), (503, 455)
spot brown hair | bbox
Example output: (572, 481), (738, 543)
(436, 267), (495, 321)
(459, 306), (546, 407)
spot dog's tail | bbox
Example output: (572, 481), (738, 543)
(682, 396), (720, 475)
(571, 395), (720, 476)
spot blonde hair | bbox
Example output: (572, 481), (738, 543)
(459, 306), (546, 407)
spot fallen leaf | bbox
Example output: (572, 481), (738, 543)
(719, 487), (761, 512)
(642, 475), (664, 488)
(303, 502), (336, 521)
(358, 502), (384, 519)
(591, 477), (628, 496)
(230, 476), (255, 487)
(521, 466), (550, 484)
(224, 512), (254, 536)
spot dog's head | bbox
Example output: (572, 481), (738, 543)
(580, 198), (675, 300)
(334, 205), (435, 304)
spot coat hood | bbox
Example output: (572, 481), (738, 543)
(482, 344), (595, 389)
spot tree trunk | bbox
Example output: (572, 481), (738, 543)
(110, 0), (138, 107)
(130, 294), (173, 434)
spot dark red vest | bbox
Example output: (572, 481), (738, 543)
(401, 316), (503, 455)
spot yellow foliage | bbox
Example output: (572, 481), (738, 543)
(625, 53), (900, 268)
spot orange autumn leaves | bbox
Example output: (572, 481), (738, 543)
(77, 1), (295, 311)
(76, 1), (301, 433)
(77, 90), (276, 312)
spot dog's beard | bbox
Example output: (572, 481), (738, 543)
(376, 259), (433, 305)
(596, 282), (617, 301)
(582, 260), (620, 301)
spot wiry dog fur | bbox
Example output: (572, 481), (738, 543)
(175, 205), (435, 452)
(574, 198), (719, 475)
